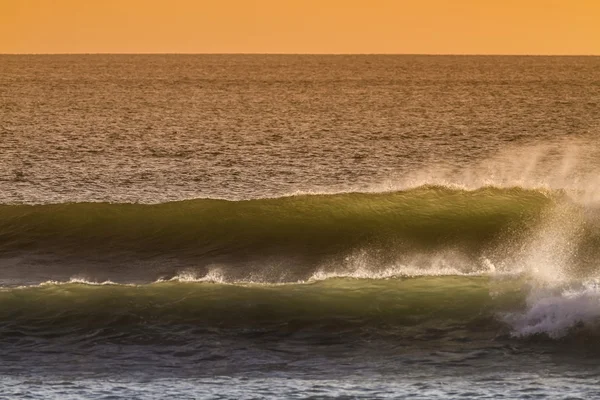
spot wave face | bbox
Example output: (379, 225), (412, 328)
(0, 186), (572, 282)
(0, 277), (514, 342)
(3, 277), (600, 347)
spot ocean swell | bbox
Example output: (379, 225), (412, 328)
(2, 185), (600, 341)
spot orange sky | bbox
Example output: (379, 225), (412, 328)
(1, 0), (599, 54)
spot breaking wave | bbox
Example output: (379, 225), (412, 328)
(2, 184), (600, 342)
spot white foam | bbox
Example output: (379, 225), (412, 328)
(7, 277), (127, 290)
(506, 280), (600, 338)
(307, 250), (500, 282)
(164, 268), (228, 284)
(37, 278), (110, 286)
(307, 265), (478, 281)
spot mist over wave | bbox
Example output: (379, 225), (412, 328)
(340, 139), (600, 203)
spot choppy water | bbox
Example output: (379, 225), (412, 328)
(1, 55), (600, 399)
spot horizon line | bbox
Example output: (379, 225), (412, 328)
(1, 52), (599, 57)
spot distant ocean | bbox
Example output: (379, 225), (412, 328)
(1, 55), (600, 399)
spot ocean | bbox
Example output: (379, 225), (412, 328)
(1, 54), (600, 399)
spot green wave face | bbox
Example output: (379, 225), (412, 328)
(2, 272), (600, 345)
(0, 277), (522, 340)
(0, 186), (554, 250)
(0, 186), (564, 282)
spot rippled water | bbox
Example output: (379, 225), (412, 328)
(1, 55), (600, 399)
(2, 55), (599, 203)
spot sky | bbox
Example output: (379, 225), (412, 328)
(1, 0), (599, 55)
